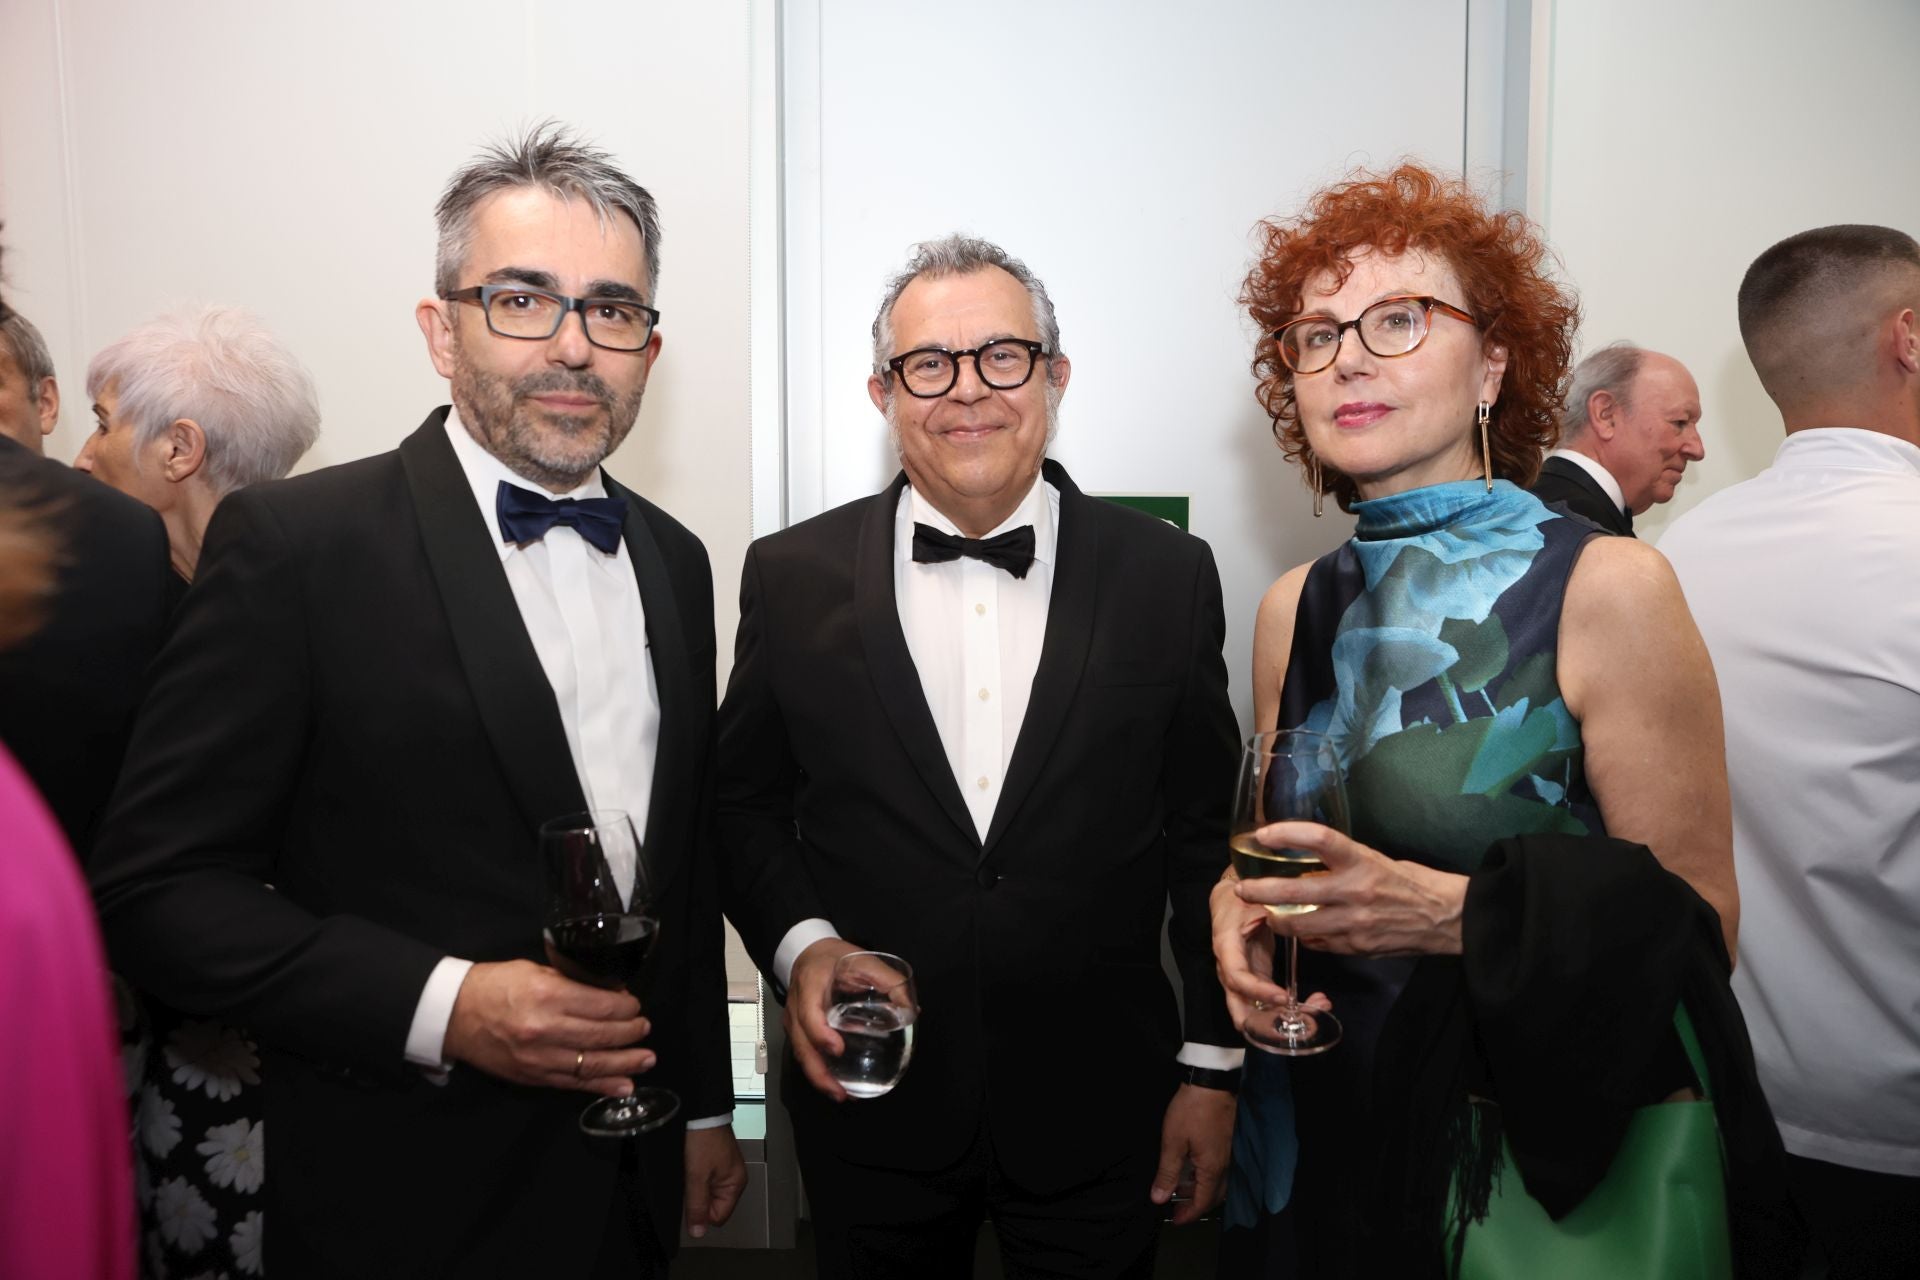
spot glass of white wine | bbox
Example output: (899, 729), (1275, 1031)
(1230, 728), (1349, 1055)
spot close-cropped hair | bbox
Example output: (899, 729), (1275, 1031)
(1242, 162), (1580, 509)
(1737, 224), (1920, 360)
(1561, 341), (1646, 439)
(871, 234), (1062, 379)
(0, 310), (57, 401)
(434, 122), (662, 301)
(85, 306), (320, 497)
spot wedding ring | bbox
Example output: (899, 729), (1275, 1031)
(574, 1050), (587, 1078)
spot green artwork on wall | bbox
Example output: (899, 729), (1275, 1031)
(1097, 493), (1190, 531)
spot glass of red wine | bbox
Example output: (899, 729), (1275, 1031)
(539, 809), (680, 1137)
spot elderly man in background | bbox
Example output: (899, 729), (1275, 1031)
(1660, 224), (1920, 1279)
(1529, 341), (1705, 535)
(0, 270), (173, 860)
(0, 225), (139, 1280)
(0, 308), (60, 453)
(75, 305), (320, 582)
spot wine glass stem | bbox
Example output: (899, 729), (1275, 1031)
(1283, 933), (1305, 1022)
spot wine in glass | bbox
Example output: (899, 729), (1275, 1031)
(1231, 728), (1349, 1056)
(824, 951), (917, 1098)
(539, 809), (681, 1136)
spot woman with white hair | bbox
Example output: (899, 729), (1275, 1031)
(75, 304), (319, 579)
(79, 305), (316, 1277)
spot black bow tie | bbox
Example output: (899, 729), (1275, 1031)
(496, 481), (627, 555)
(911, 523), (1036, 579)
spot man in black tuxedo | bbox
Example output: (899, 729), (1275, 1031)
(0, 240), (173, 857)
(90, 126), (742, 1278)
(1530, 341), (1705, 535)
(0, 392), (173, 858)
(717, 236), (1241, 1277)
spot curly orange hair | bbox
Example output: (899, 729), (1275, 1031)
(1242, 163), (1579, 509)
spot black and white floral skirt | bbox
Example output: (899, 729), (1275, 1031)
(125, 994), (265, 1279)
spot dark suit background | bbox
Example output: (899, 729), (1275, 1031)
(0, 434), (174, 856)
(717, 459), (1238, 1207)
(91, 412), (732, 1278)
(1529, 454), (1634, 536)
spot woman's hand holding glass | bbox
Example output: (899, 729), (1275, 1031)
(1232, 821), (1469, 957)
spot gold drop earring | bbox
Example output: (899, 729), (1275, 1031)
(1308, 452), (1324, 518)
(1477, 402), (1493, 492)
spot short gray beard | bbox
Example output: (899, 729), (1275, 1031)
(451, 352), (645, 492)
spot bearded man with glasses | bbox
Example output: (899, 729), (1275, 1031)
(716, 234), (1242, 1277)
(89, 124), (743, 1278)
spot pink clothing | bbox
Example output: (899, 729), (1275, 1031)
(0, 743), (134, 1280)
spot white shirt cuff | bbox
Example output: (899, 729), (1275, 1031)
(772, 918), (840, 990)
(405, 956), (474, 1070)
(1177, 1041), (1246, 1071)
(686, 1113), (734, 1131)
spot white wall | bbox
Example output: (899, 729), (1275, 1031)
(782, 0), (1487, 734)
(1536, 0), (1920, 543)
(0, 0), (755, 657)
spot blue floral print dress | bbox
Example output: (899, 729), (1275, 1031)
(1221, 479), (1605, 1276)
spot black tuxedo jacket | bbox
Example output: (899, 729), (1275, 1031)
(0, 435), (175, 855)
(90, 411), (732, 1278)
(1529, 454), (1634, 536)
(716, 459), (1239, 1193)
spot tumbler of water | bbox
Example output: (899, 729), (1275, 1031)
(824, 951), (917, 1099)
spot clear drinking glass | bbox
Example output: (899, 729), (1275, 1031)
(1230, 729), (1349, 1056)
(824, 951), (918, 1099)
(539, 809), (681, 1135)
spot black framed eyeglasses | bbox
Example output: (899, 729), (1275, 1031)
(444, 284), (660, 352)
(1273, 295), (1478, 375)
(883, 339), (1051, 398)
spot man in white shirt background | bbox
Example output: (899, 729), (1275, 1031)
(715, 236), (1241, 1277)
(90, 125), (743, 1278)
(1529, 341), (1705, 536)
(1660, 223), (1920, 1280)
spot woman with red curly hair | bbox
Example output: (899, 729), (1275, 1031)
(1206, 165), (1792, 1278)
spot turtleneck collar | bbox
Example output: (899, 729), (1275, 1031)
(1350, 479), (1540, 541)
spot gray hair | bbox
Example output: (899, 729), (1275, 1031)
(1561, 341), (1648, 439)
(0, 310), (56, 403)
(86, 306), (321, 497)
(871, 234), (1062, 378)
(434, 122), (661, 301)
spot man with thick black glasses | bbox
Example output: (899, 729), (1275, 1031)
(90, 125), (742, 1278)
(716, 234), (1241, 1277)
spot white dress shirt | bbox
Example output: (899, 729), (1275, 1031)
(403, 415), (728, 1126)
(1660, 428), (1920, 1174)
(774, 476), (1242, 1072)
(1545, 447), (1629, 518)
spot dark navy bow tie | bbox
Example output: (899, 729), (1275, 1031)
(496, 481), (627, 555)
(910, 523), (1036, 579)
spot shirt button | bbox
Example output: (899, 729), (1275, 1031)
(976, 776), (990, 790)
(977, 688), (990, 701)
(974, 603), (986, 616)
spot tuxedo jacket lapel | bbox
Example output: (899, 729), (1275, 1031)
(607, 473), (697, 887)
(982, 458), (1095, 860)
(854, 472), (979, 848)
(400, 412), (586, 834)
(1542, 456), (1632, 536)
